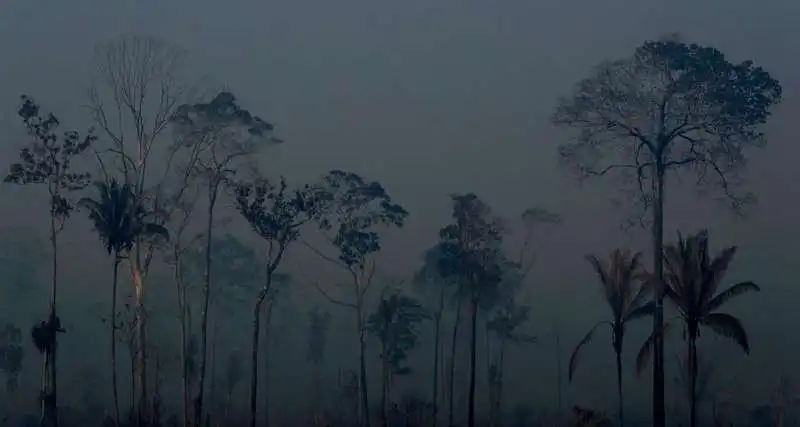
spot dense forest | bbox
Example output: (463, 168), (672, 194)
(0, 33), (787, 427)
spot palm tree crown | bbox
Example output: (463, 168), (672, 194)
(78, 179), (169, 254)
(569, 249), (654, 381)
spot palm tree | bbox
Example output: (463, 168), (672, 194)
(78, 179), (169, 427)
(568, 249), (655, 427)
(636, 230), (759, 427)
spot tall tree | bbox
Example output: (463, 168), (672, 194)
(306, 170), (409, 427)
(89, 35), (191, 424)
(636, 230), (759, 427)
(551, 36), (781, 427)
(170, 90), (280, 427)
(567, 249), (655, 427)
(436, 193), (506, 427)
(78, 179), (169, 427)
(233, 176), (316, 427)
(366, 289), (428, 427)
(486, 295), (536, 427)
(4, 95), (94, 427)
(412, 243), (454, 427)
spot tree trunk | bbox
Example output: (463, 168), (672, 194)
(175, 258), (190, 427)
(467, 298), (478, 427)
(131, 254), (148, 427)
(263, 302), (275, 427)
(431, 285), (444, 427)
(196, 182), (220, 427)
(380, 341), (388, 427)
(615, 343), (624, 427)
(652, 165), (666, 427)
(496, 339), (505, 427)
(209, 313), (219, 427)
(42, 210), (60, 427)
(249, 290), (268, 427)
(689, 332), (698, 427)
(357, 301), (371, 427)
(111, 255), (121, 427)
(447, 298), (462, 427)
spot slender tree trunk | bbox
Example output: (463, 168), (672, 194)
(263, 301), (275, 427)
(431, 285), (444, 427)
(46, 209), (59, 427)
(131, 253), (148, 427)
(175, 259), (190, 427)
(209, 314), (219, 427)
(111, 255), (122, 427)
(615, 344), (624, 427)
(496, 340), (505, 427)
(652, 165), (666, 427)
(447, 298), (462, 427)
(380, 342), (388, 427)
(689, 332), (698, 427)
(249, 290), (267, 427)
(357, 300), (371, 427)
(196, 181), (220, 427)
(467, 298), (478, 427)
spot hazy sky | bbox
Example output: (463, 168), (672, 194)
(1, 0), (799, 419)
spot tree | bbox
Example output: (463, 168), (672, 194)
(306, 307), (332, 416)
(89, 35), (192, 424)
(551, 36), (781, 427)
(636, 230), (759, 427)
(567, 249), (655, 427)
(305, 170), (409, 427)
(170, 90), (280, 427)
(412, 243), (455, 427)
(4, 95), (94, 427)
(436, 193), (506, 427)
(233, 176), (316, 427)
(78, 179), (169, 427)
(366, 289), (428, 427)
(486, 295), (536, 427)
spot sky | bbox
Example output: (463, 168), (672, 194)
(0, 0), (799, 422)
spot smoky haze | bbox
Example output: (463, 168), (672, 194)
(0, 0), (798, 426)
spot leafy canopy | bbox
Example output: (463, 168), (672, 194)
(553, 37), (782, 213)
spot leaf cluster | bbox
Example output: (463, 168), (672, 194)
(5, 95), (95, 221)
(312, 170), (408, 268)
(367, 291), (428, 376)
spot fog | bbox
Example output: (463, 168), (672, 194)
(0, 0), (798, 426)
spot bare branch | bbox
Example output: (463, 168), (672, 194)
(309, 281), (357, 309)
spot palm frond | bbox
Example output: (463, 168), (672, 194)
(635, 322), (673, 375)
(624, 300), (656, 323)
(700, 245), (738, 304)
(567, 320), (611, 382)
(141, 223), (170, 242)
(703, 281), (760, 313)
(701, 312), (751, 353)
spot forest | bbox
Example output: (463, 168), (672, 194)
(0, 32), (787, 427)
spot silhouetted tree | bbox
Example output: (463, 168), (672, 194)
(436, 193), (506, 427)
(79, 179), (169, 427)
(232, 176), (315, 427)
(486, 295), (536, 427)
(90, 35), (192, 424)
(4, 95), (94, 427)
(306, 170), (409, 427)
(367, 289), (428, 427)
(636, 230), (759, 427)
(567, 249), (655, 427)
(412, 243), (455, 427)
(170, 90), (280, 427)
(552, 36), (782, 427)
